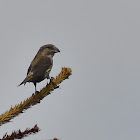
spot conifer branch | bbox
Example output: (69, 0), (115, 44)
(0, 67), (72, 125)
(1, 124), (39, 140)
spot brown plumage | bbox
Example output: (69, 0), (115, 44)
(18, 44), (60, 92)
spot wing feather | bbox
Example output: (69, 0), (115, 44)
(27, 56), (52, 82)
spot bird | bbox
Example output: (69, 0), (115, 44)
(18, 44), (60, 93)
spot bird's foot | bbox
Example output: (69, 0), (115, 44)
(35, 91), (39, 94)
(50, 77), (55, 83)
(50, 77), (59, 89)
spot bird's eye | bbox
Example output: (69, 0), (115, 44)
(47, 46), (51, 49)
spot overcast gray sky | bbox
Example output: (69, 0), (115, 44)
(0, 0), (140, 140)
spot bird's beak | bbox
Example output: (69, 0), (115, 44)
(54, 47), (60, 53)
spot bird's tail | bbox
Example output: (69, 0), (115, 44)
(17, 78), (27, 87)
(18, 73), (33, 87)
(17, 81), (24, 87)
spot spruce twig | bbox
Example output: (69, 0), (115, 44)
(0, 67), (72, 125)
(1, 124), (39, 140)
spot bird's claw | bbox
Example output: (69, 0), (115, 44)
(50, 77), (59, 89)
(35, 91), (39, 94)
(50, 77), (55, 83)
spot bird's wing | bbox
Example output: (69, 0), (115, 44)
(27, 65), (31, 75)
(27, 56), (52, 78)
(27, 50), (41, 76)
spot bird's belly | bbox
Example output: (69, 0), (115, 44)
(31, 75), (46, 83)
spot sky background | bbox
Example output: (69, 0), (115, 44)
(0, 0), (140, 140)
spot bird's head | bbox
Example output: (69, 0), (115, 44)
(39, 44), (60, 56)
